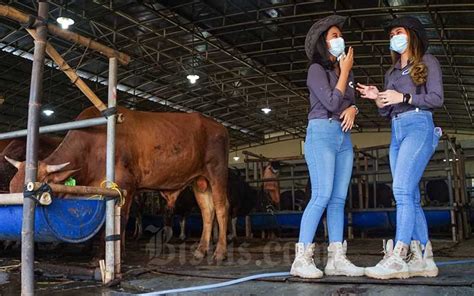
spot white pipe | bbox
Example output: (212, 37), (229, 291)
(0, 193), (23, 205)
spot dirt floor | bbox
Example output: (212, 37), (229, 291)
(1, 236), (474, 295)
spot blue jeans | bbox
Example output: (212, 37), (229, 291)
(299, 119), (353, 244)
(389, 110), (442, 245)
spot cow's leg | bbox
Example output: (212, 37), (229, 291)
(193, 186), (214, 259)
(179, 217), (186, 241)
(208, 180), (229, 261)
(113, 168), (136, 261)
(245, 216), (252, 238)
(212, 218), (219, 243)
(227, 217), (237, 241)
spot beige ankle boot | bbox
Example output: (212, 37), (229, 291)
(324, 241), (365, 276)
(290, 243), (323, 279)
(407, 240), (439, 277)
(365, 240), (409, 279)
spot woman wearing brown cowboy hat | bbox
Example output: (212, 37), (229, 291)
(290, 15), (364, 279)
(357, 16), (443, 279)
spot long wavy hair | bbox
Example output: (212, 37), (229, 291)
(308, 28), (337, 70)
(391, 28), (428, 85)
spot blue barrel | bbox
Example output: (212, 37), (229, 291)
(0, 198), (106, 243)
(352, 211), (393, 230)
(387, 210), (451, 229)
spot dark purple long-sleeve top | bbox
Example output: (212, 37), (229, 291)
(380, 53), (444, 118)
(307, 63), (356, 121)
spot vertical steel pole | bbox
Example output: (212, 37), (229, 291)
(105, 57), (117, 283)
(22, 2), (48, 295)
(244, 154), (249, 182)
(290, 166), (295, 210)
(444, 139), (456, 242)
(373, 150), (378, 208)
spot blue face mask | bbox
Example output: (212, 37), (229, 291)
(328, 37), (345, 58)
(390, 34), (408, 54)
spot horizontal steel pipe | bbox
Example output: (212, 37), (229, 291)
(0, 117), (107, 140)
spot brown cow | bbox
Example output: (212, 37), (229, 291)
(7, 106), (230, 260)
(0, 137), (62, 192)
(0, 140), (13, 152)
(262, 161), (281, 207)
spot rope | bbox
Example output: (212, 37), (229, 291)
(89, 180), (125, 207)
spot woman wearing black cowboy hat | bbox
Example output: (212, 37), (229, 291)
(290, 15), (364, 279)
(357, 16), (443, 279)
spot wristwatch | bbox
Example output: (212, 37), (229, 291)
(351, 105), (359, 115)
(403, 93), (412, 104)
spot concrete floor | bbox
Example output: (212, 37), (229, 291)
(1, 237), (474, 295)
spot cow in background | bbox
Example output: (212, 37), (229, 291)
(1, 136), (62, 250)
(158, 186), (199, 241)
(0, 140), (13, 153)
(304, 178), (394, 209)
(1, 137), (62, 192)
(160, 168), (260, 241)
(426, 180), (450, 206)
(262, 161), (281, 210)
(280, 189), (307, 211)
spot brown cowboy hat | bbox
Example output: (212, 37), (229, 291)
(304, 15), (347, 60)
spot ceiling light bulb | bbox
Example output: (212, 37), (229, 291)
(57, 17), (74, 29)
(187, 74), (200, 84)
(43, 109), (54, 116)
(261, 107), (272, 114)
(233, 156), (240, 162)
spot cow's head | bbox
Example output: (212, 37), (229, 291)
(5, 156), (80, 193)
(159, 191), (180, 211)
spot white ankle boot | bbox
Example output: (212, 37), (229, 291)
(290, 243), (323, 279)
(324, 241), (365, 276)
(365, 239), (409, 279)
(407, 240), (439, 277)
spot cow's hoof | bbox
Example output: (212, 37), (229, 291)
(213, 251), (227, 262)
(193, 248), (207, 259)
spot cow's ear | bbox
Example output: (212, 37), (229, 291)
(49, 169), (81, 184)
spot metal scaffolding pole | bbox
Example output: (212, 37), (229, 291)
(21, 2), (48, 294)
(104, 57), (118, 283)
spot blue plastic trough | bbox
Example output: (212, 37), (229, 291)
(0, 198), (106, 243)
(142, 209), (453, 233)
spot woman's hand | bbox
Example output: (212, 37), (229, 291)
(378, 89), (403, 106)
(340, 106), (357, 132)
(339, 46), (353, 74)
(356, 83), (379, 100)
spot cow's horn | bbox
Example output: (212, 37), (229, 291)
(46, 162), (70, 173)
(4, 156), (21, 169)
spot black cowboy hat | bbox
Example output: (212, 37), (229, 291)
(384, 16), (429, 53)
(305, 15), (347, 60)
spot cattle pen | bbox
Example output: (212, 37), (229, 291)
(0, 2), (130, 294)
(0, 1), (473, 296)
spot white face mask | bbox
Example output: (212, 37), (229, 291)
(390, 34), (408, 54)
(328, 37), (345, 58)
